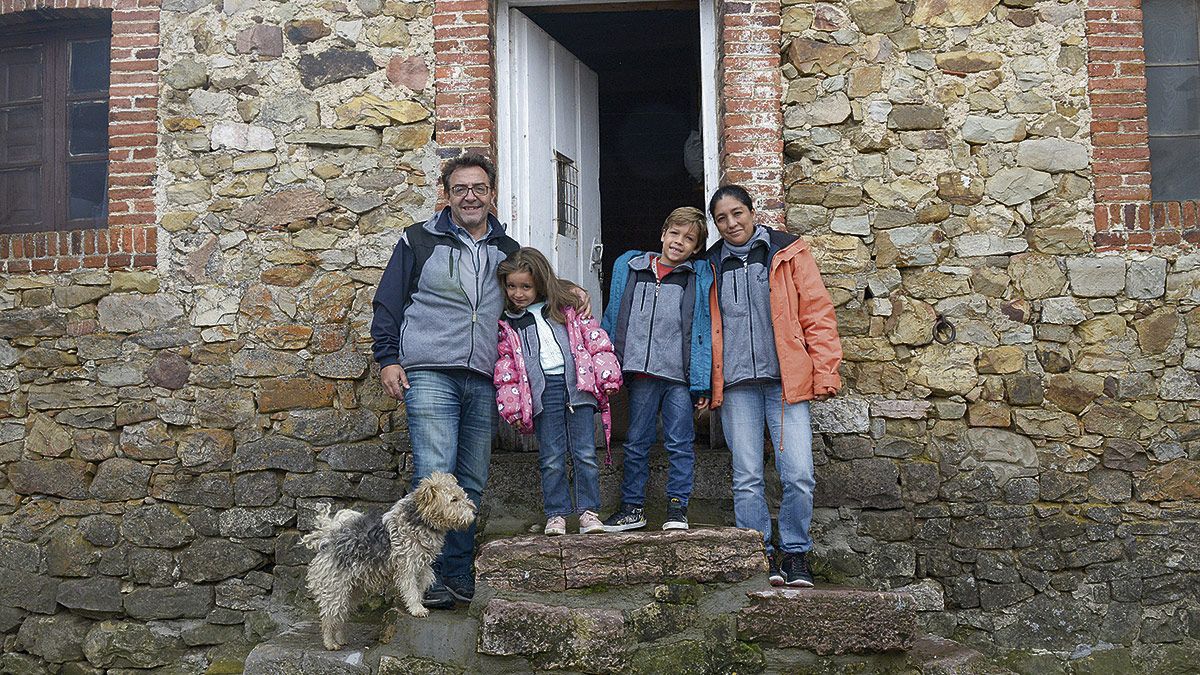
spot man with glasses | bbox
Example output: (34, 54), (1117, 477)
(371, 152), (520, 609)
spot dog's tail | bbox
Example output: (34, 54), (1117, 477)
(301, 502), (360, 551)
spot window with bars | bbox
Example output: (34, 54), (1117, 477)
(554, 151), (578, 238)
(1143, 0), (1200, 201)
(0, 18), (111, 234)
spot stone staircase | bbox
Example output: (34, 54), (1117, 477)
(244, 527), (1002, 674)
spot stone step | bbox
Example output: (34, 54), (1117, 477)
(475, 527), (766, 592)
(906, 635), (1018, 674)
(738, 587), (918, 655)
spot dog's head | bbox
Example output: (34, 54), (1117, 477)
(412, 471), (476, 532)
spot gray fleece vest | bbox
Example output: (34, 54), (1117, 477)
(609, 253), (695, 384)
(716, 230), (781, 387)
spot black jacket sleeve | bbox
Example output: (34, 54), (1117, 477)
(371, 235), (415, 368)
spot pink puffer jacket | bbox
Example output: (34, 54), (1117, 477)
(494, 307), (623, 462)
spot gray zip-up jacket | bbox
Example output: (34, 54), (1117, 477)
(603, 252), (696, 384)
(502, 307), (598, 416)
(710, 226), (781, 387)
(371, 208), (521, 377)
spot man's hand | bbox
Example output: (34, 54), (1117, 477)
(569, 285), (593, 318)
(381, 364), (410, 400)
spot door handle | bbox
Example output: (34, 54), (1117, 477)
(590, 239), (603, 273)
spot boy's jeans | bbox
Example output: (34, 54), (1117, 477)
(534, 375), (601, 517)
(620, 376), (695, 507)
(405, 369), (495, 581)
(719, 381), (815, 555)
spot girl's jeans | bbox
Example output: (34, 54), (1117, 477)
(534, 375), (601, 517)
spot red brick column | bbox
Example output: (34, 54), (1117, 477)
(0, 0), (159, 273)
(1086, 0), (1198, 249)
(718, 0), (785, 228)
(432, 0), (494, 158)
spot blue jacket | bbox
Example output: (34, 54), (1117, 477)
(601, 250), (713, 399)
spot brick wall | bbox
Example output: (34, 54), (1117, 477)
(1086, 0), (1200, 250)
(432, 0), (494, 159)
(0, 0), (159, 273)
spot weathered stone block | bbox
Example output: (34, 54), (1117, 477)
(57, 577), (122, 614)
(97, 294), (184, 333)
(8, 459), (92, 498)
(1066, 257), (1126, 297)
(89, 457), (150, 501)
(83, 620), (181, 668)
(211, 121), (275, 152)
(235, 24), (284, 58)
(257, 377), (337, 412)
(179, 538), (265, 582)
(1127, 257), (1168, 299)
(816, 458), (902, 508)
(888, 105), (945, 130)
(478, 598), (628, 672)
(738, 588), (916, 654)
(0, 570), (59, 613)
(477, 528), (766, 592)
(1016, 138), (1088, 172)
(985, 167), (1054, 205)
(122, 504), (195, 548)
(17, 613), (91, 663)
(297, 49), (377, 89)
(234, 436), (315, 473)
(124, 586), (214, 619)
(936, 51), (1003, 74)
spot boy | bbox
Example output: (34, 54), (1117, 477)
(599, 207), (713, 531)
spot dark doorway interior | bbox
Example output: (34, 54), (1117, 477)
(523, 6), (703, 305)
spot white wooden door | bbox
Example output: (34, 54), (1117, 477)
(508, 10), (604, 309)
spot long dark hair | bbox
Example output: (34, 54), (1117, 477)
(496, 248), (584, 324)
(707, 184), (755, 219)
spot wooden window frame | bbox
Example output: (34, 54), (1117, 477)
(1, 17), (111, 235)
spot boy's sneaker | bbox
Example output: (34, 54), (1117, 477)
(782, 552), (814, 588)
(767, 554), (784, 587)
(662, 498), (689, 530)
(545, 516), (567, 536)
(579, 510), (605, 534)
(601, 504), (646, 532)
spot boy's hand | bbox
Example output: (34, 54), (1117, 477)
(694, 397), (709, 410)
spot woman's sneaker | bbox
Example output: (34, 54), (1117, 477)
(579, 510), (605, 534)
(601, 504), (646, 532)
(767, 554), (784, 586)
(782, 552), (814, 587)
(544, 516), (567, 536)
(662, 498), (689, 530)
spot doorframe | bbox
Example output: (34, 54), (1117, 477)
(495, 0), (723, 246)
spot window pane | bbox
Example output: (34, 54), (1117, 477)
(1150, 137), (1200, 200)
(1143, 0), (1200, 63)
(69, 101), (108, 156)
(1, 104), (44, 164)
(1147, 65), (1200, 134)
(69, 39), (109, 94)
(67, 160), (107, 222)
(0, 168), (41, 230)
(0, 46), (44, 104)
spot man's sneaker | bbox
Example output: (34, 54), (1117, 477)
(421, 578), (456, 609)
(579, 510), (605, 534)
(782, 552), (814, 588)
(662, 498), (689, 530)
(601, 504), (646, 532)
(545, 516), (567, 536)
(767, 554), (784, 586)
(443, 574), (475, 602)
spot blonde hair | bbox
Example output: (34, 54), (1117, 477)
(662, 206), (708, 257)
(496, 248), (584, 324)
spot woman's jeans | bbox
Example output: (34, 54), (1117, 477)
(620, 376), (695, 507)
(534, 375), (601, 517)
(719, 381), (815, 555)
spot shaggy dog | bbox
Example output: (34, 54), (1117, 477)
(302, 471), (477, 650)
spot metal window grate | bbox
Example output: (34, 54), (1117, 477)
(554, 151), (579, 238)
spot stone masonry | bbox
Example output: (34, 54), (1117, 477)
(0, 0), (1198, 670)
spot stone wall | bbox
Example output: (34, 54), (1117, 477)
(0, 0), (1198, 670)
(777, 0), (1200, 661)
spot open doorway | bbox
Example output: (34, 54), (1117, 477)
(496, 1), (717, 310)
(523, 7), (704, 304)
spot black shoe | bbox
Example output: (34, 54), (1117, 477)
(782, 552), (814, 588)
(601, 504), (646, 532)
(767, 554), (784, 586)
(662, 498), (689, 530)
(421, 579), (457, 609)
(442, 574), (475, 602)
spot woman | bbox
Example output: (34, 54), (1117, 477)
(705, 184), (843, 587)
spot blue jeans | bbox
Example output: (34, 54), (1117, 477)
(405, 369), (495, 580)
(620, 376), (695, 507)
(719, 381), (815, 555)
(534, 375), (601, 517)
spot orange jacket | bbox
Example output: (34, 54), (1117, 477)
(709, 236), (843, 408)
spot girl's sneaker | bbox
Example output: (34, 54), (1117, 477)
(579, 510), (605, 534)
(545, 516), (567, 536)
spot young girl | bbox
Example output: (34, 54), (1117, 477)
(493, 248), (623, 536)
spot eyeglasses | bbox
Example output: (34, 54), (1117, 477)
(449, 184), (492, 198)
